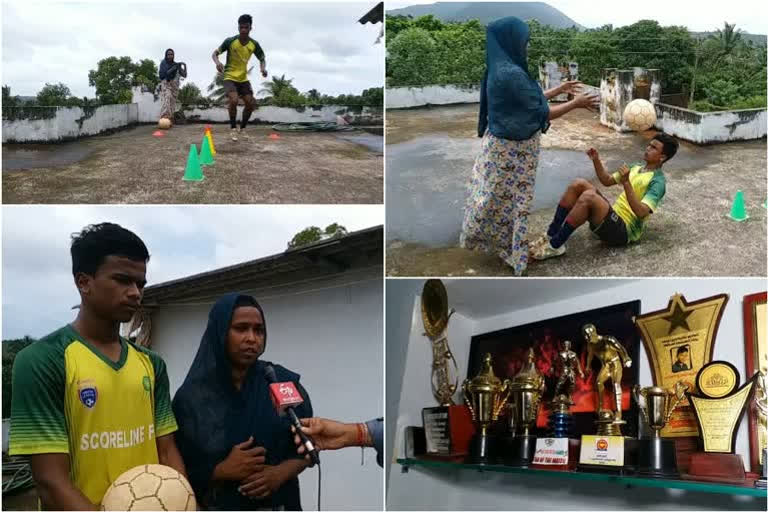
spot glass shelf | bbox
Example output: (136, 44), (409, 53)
(396, 457), (768, 498)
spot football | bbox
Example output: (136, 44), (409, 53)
(623, 99), (657, 131)
(158, 118), (172, 130)
(101, 464), (196, 511)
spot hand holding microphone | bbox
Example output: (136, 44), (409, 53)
(264, 365), (320, 466)
(292, 418), (372, 455)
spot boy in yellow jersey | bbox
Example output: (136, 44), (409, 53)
(531, 133), (679, 260)
(212, 13), (267, 142)
(9, 223), (187, 509)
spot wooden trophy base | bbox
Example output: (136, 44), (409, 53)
(682, 453), (746, 484)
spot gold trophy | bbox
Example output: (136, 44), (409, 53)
(420, 280), (474, 456)
(504, 348), (546, 466)
(684, 361), (757, 484)
(463, 353), (511, 464)
(584, 324), (632, 436)
(632, 382), (688, 476)
(579, 324), (632, 470)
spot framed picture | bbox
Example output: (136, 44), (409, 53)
(743, 291), (767, 473)
(466, 300), (641, 438)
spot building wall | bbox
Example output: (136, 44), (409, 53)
(539, 61), (578, 102)
(2, 104), (139, 143)
(149, 274), (383, 511)
(386, 278), (766, 510)
(133, 87), (382, 125)
(655, 104), (767, 144)
(386, 84), (481, 109)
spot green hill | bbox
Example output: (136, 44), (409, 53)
(387, 2), (583, 29)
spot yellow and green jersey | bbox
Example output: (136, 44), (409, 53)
(611, 162), (666, 242)
(218, 36), (265, 82)
(9, 325), (178, 505)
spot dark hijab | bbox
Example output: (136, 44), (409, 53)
(172, 293), (312, 510)
(477, 17), (550, 140)
(159, 48), (178, 80)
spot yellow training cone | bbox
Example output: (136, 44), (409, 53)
(205, 129), (217, 156)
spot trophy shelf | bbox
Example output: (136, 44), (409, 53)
(396, 457), (767, 498)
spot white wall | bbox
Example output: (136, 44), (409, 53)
(387, 278), (766, 511)
(386, 85), (481, 109)
(133, 87), (382, 125)
(2, 104), (138, 143)
(655, 104), (767, 144)
(149, 274), (383, 511)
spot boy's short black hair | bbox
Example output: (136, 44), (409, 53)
(71, 223), (150, 276)
(238, 14), (252, 26)
(653, 133), (679, 163)
(676, 346), (689, 356)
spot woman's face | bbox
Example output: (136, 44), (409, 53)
(166, 50), (174, 62)
(226, 306), (265, 368)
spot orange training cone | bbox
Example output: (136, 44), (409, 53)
(152, 130), (165, 137)
(269, 133), (280, 140)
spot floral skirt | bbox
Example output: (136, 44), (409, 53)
(159, 78), (180, 120)
(459, 131), (541, 276)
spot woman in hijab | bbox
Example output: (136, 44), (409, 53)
(459, 17), (599, 276)
(173, 294), (312, 511)
(158, 48), (187, 122)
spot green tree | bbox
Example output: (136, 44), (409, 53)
(2, 336), (36, 419)
(708, 22), (744, 65)
(387, 27), (440, 86)
(134, 58), (160, 91)
(324, 223), (348, 238)
(287, 223), (348, 249)
(2, 85), (21, 107)
(413, 14), (445, 33)
(386, 14), (413, 41)
(36, 82), (73, 106)
(178, 83), (203, 106)
(306, 88), (321, 103)
(88, 56), (157, 105)
(287, 226), (323, 249)
(258, 74), (306, 107)
(360, 87), (383, 106)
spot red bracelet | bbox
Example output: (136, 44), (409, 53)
(355, 423), (364, 446)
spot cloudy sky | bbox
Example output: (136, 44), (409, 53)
(2, 1), (384, 98)
(386, 0), (768, 34)
(1, 205), (383, 339)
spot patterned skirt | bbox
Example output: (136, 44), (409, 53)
(159, 78), (180, 120)
(459, 130), (541, 276)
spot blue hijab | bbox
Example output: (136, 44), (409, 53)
(172, 293), (312, 511)
(478, 17), (550, 140)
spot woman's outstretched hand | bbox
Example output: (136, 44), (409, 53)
(558, 80), (583, 95)
(574, 92), (600, 112)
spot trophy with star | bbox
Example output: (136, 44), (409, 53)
(634, 293), (729, 437)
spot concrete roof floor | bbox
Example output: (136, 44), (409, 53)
(2, 124), (383, 204)
(386, 104), (767, 277)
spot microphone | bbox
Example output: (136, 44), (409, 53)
(264, 364), (320, 466)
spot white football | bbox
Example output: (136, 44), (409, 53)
(623, 99), (657, 131)
(101, 464), (196, 511)
(158, 118), (172, 130)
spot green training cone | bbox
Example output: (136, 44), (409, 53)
(199, 135), (215, 166)
(183, 144), (204, 181)
(727, 190), (748, 221)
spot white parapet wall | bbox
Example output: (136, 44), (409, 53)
(2, 103), (138, 143)
(132, 87), (382, 125)
(386, 84), (481, 109)
(2, 88), (381, 143)
(654, 103), (767, 144)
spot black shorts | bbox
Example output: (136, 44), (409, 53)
(222, 80), (253, 97)
(591, 207), (629, 246)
